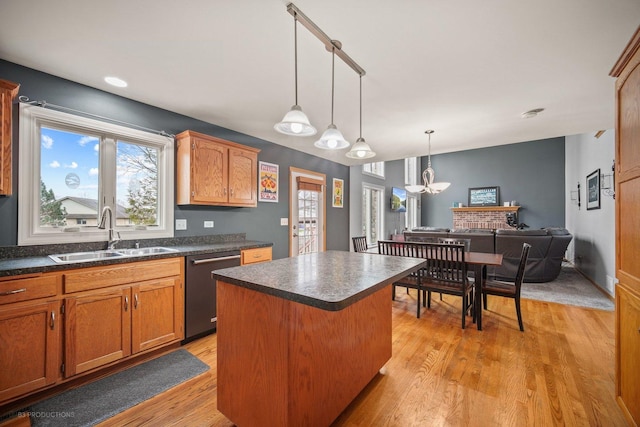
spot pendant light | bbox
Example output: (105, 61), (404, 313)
(314, 44), (350, 150)
(346, 74), (375, 159)
(274, 14), (317, 136)
(406, 130), (451, 194)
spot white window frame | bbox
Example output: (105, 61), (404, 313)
(18, 104), (174, 245)
(405, 194), (419, 230)
(362, 182), (385, 246)
(362, 161), (385, 179)
(405, 157), (418, 186)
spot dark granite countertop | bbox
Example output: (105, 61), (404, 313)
(212, 250), (425, 311)
(0, 239), (272, 277)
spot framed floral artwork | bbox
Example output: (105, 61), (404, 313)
(258, 161), (279, 202)
(332, 178), (344, 208)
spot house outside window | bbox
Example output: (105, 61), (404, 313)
(18, 104), (174, 245)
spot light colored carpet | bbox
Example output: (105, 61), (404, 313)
(520, 263), (614, 311)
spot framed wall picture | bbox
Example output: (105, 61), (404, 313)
(332, 178), (344, 208)
(258, 161), (279, 202)
(468, 186), (500, 207)
(586, 168), (600, 210)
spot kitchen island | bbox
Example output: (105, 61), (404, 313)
(212, 250), (425, 427)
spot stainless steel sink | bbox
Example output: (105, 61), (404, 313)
(115, 247), (179, 256)
(48, 247), (179, 264)
(48, 250), (126, 263)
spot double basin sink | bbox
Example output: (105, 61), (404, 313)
(49, 246), (179, 264)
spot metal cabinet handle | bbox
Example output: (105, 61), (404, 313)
(1, 288), (26, 296)
(191, 255), (241, 265)
(230, 188), (234, 195)
(50, 311), (55, 329)
(224, 188), (227, 195)
(134, 294), (139, 309)
(124, 296), (129, 311)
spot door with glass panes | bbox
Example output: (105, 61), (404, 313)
(289, 167), (326, 257)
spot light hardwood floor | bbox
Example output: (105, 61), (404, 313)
(98, 291), (628, 426)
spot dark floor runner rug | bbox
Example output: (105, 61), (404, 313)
(22, 349), (209, 427)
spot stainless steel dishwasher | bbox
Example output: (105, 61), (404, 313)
(184, 251), (241, 342)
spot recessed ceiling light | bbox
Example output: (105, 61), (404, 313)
(104, 76), (128, 88)
(521, 108), (544, 119)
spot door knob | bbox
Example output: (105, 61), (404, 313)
(293, 233), (298, 237)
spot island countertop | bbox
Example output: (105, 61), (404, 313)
(211, 250), (425, 311)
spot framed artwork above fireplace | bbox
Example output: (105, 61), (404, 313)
(468, 186), (500, 207)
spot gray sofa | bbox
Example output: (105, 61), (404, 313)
(404, 227), (573, 283)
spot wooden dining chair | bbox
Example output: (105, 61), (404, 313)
(438, 237), (471, 251)
(421, 243), (475, 329)
(378, 240), (424, 317)
(482, 242), (531, 331)
(352, 236), (368, 252)
(435, 237), (472, 300)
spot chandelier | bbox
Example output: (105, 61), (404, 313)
(405, 130), (450, 194)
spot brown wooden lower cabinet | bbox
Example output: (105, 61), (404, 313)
(616, 284), (640, 424)
(240, 246), (272, 265)
(0, 300), (60, 402)
(0, 257), (184, 406)
(64, 287), (132, 377)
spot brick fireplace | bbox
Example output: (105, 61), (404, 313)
(451, 206), (520, 230)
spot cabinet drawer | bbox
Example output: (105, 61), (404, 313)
(63, 257), (182, 293)
(0, 274), (59, 305)
(241, 247), (272, 265)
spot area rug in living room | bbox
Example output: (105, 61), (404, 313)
(521, 262), (614, 311)
(17, 349), (209, 427)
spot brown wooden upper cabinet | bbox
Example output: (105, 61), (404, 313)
(0, 79), (20, 196)
(176, 130), (260, 207)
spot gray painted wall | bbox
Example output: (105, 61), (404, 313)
(565, 131), (616, 295)
(420, 137), (566, 229)
(0, 60), (350, 258)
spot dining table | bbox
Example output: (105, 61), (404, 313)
(372, 242), (503, 331)
(464, 251), (503, 330)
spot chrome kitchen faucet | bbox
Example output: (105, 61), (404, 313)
(98, 206), (121, 250)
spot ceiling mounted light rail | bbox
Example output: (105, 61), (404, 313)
(406, 130), (450, 194)
(286, 3), (365, 77)
(274, 12), (316, 136)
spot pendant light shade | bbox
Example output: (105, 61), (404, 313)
(406, 130), (450, 194)
(274, 105), (316, 136)
(316, 124), (350, 149)
(274, 15), (317, 136)
(346, 137), (375, 159)
(315, 45), (349, 150)
(346, 75), (375, 159)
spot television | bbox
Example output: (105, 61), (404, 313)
(390, 187), (407, 212)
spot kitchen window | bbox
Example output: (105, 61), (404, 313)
(362, 182), (385, 246)
(18, 104), (174, 245)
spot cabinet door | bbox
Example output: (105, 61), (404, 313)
(228, 147), (258, 206)
(192, 137), (228, 204)
(0, 79), (20, 196)
(64, 288), (131, 377)
(131, 277), (184, 353)
(617, 285), (640, 423)
(0, 301), (60, 401)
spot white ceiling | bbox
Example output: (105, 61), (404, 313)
(1, 0), (639, 165)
